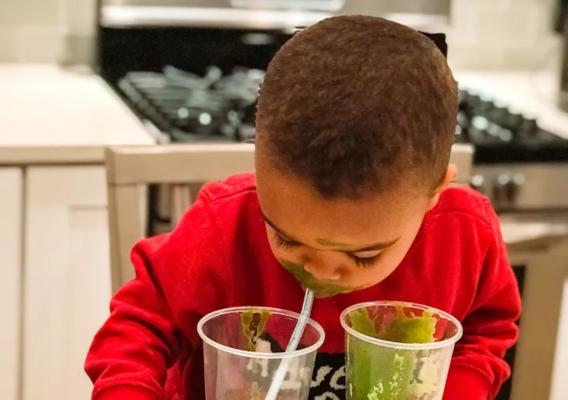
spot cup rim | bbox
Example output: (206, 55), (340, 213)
(197, 306), (326, 359)
(340, 301), (463, 350)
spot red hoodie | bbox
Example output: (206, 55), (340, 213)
(85, 173), (520, 400)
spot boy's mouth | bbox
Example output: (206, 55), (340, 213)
(278, 259), (353, 297)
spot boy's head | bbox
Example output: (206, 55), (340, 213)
(255, 15), (459, 297)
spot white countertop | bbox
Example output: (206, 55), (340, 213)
(455, 68), (568, 140)
(0, 64), (154, 164)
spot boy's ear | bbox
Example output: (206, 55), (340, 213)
(426, 164), (458, 210)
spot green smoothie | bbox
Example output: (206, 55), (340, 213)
(240, 308), (271, 351)
(347, 305), (438, 400)
(239, 309), (272, 399)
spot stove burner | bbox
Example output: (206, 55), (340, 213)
(456, 90), (568, 163)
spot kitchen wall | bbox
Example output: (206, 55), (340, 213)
(0, 0), (97, 64)
(0, 0), (562, 69)
(447, 0), (561, 70)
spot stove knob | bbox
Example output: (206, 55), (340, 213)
(511, 173), (526, 192)
(493, 173), (525, 209)
(470, 174), (486, 194)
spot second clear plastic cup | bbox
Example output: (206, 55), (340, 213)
(340, 301), (463, 400)
(197, 306), (325, 400)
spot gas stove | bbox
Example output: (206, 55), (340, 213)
(456, 89), (568, 164)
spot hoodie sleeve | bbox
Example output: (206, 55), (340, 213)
(443, 200), (521, 400)
(84, 196), (230, 400)
(84, 235), (179, 400)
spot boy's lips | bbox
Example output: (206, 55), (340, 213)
(278, 259), (358, 297)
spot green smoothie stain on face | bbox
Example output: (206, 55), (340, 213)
(279, 259), (350, 297)
(315, 238), (355, 248)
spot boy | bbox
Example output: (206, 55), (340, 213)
(86, 15), (521, 400)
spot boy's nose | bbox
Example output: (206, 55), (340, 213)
(303, 256), (342, 282)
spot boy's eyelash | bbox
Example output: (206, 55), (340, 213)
(349, 254), (380, 268)
(273, 231), (381, 267)
(273, 233), (301, 248)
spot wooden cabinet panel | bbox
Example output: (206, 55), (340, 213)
(23, 166), (111, 400)
(0, 168), (23, 400)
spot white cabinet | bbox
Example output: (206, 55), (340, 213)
(23, 166), (111, 400)
(0, 168), (23, 400)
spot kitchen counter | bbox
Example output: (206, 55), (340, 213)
(455, 68), (568, 140)
(0, 66), (154, 400)
(0, 64), (154, 165)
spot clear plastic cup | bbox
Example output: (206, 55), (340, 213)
(340, 301), (463, 400)
(197, 306), (325, 400)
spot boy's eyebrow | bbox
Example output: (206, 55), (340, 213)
(261, 213), (400, 253)
(262, 213), (301, 242)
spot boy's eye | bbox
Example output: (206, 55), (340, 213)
(273, 232), (301, 248)
(348, 252), (382, 268)
(351, 250), (382, 258)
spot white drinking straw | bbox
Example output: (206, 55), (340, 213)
(265, 289), (315, 400)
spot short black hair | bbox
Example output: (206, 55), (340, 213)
(255, 15), (458, 199)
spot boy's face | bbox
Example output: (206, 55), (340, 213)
(256, 157), (452, 298)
